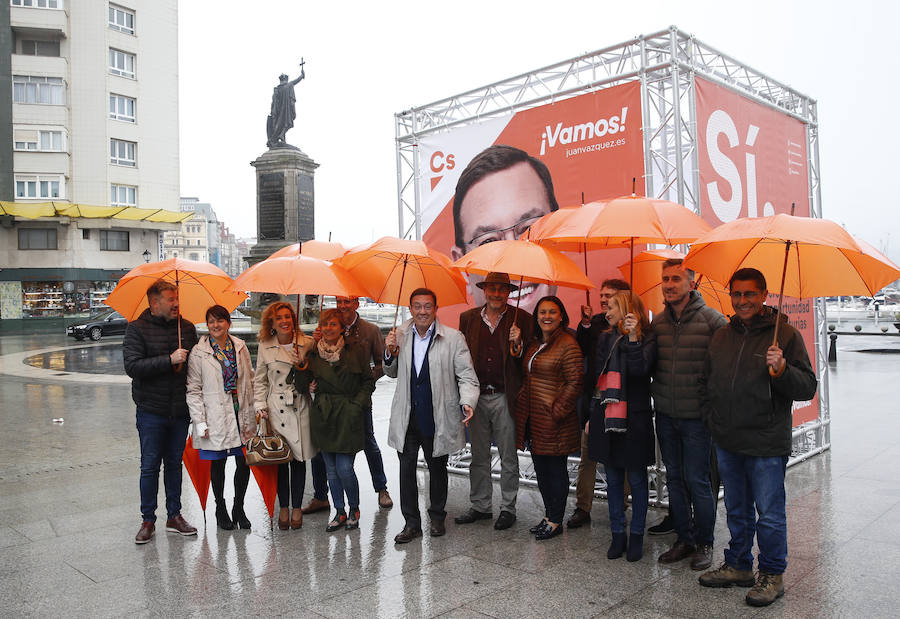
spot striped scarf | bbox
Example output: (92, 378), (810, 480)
(593, 334), (627, 433)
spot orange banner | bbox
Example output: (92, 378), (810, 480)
(695, 77), (819, 425)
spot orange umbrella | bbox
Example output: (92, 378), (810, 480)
(105, 258), (247, 324)
(528, 192), (713, 292)
(268, 239), (348, 260)
(226, 255), (368, 298)
(451, 239), (594, 291)
(335, 236), (467, 325)
(182, 435), (211, 522)
(244, 447), (279, 525)
(618, 249), (730, 316)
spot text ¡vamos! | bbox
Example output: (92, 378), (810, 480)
(540, 107), (628, 155)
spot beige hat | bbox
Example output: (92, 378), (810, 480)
(475, 272), (518, 291)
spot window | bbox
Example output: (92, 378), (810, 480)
(189, 253), (199, 261)
(110, 184), (137, 206)
(15, 174), (64, 199)
(110, 138), (136, 166)
(109, 94), (135, 122)
(108, 4), (135, 35)
(11, 0), (63, 8)
(19, 40), (60, 56)
(109, 48), (135, 78)
(12, 75), (65, 104)
(14, 130), (65, 152)
(82, 229), (90, 240)
(100, 230), (129, 251)
(18, 228), (57, 250)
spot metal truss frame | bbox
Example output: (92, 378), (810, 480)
(397, 26), (828, 504)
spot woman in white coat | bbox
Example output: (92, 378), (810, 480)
(187, 305), (257, 530)
(254, 301), (316, 530)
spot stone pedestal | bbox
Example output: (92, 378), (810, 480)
(246, 145), (319, 323)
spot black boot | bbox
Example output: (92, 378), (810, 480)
(607, 532), (627, 559)
(216, 501), (234, 530)
(626, 533), (644, 562)
(232, 505), (251, 530)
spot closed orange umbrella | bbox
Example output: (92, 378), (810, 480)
(268, 239), (348, 260)
(244, 447), (279, 526)
(105, 258), (246, 324)
(617, 249), (730, 316)
(336, 237), (467, 321)
(182, 435), (211, 522)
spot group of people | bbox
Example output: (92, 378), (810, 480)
(123, 142), (817, 609)
(124, 281), (393, 539)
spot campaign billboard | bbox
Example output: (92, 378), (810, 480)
(695, 76), (819, 425)
(418, 80), (645, 322)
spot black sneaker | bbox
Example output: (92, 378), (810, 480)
(648, 514), (674, 535)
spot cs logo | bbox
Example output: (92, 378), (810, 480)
(429, 151), (455, 191)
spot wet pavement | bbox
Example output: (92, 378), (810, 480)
(1, 331), (899, 617)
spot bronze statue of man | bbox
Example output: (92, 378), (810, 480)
(266, 60), (305, 148)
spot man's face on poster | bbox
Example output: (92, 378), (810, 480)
(450, 162), (556, 314)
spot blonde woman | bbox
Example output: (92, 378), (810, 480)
(254, 302), (316, 530)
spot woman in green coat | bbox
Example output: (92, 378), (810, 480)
(307, 308), (376, 532)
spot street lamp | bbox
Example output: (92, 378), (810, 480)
(142, 249), (152, 263)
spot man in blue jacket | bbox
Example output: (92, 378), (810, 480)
(698, 268), (817, 607)
(123, 279), (199, 544)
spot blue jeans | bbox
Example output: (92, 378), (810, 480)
(321, 451), (359, 511)
(605, 465), (649, 535)
(716, 446), (788, 574)
(136, 409), (189, 523)
(655, 414), (715, 545)
(310, 406), (386, 499)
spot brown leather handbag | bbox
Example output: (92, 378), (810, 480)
(245, 416), (292, 465)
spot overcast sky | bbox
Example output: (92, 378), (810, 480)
(178, 0), (900, 263)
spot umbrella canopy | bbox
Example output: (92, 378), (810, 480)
(451, 239), (594, 291)
(268, 239), (348, 261)
(104, 258), (247, 324)
(528, 195), (712, 251)
(618, 249), (730, 315)
(244, 448), (279, 521)
(335, 237), (467, 307)
(182, 436), (211, 515)
(683, 214), (900, 299)
(226, 254), (368, 298)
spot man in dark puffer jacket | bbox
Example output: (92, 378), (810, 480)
(123, 279), (199, 544)
(652, 259), (727, 571)
(698, 268), (817, 607)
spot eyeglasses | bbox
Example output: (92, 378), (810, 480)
(729, 291), (761, 300)
(411, 303), (434, 312)
(465, 215), (543, 248)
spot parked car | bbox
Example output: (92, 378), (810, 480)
(66, 310), (127, 341)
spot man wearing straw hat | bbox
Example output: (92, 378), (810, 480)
(123, 278), (199, 544)
(698, 268), (816, 607)
(454, 272), (531, 531)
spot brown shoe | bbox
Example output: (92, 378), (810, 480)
(394, 526), (422, 544)
(378, 489), (394, 509)
(699, 562), (756, 588)
(278, 507), (290, 530)
(658, 540), (695, 564)
(430, 518), (446, 537)
(301, 497), (330, 515)
(135, 521), (155, 544)
(690, 543), (713, 571)
(165, 514), (197, 536)
(290, 508), (303, 530)
(566, 508), (591, 529)
(745, 572), (784, 606)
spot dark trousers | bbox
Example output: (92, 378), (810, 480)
(136, 409), (189, 523)
(210, 454), (251, 509)
(398, 417), (448, 530)
(530, 453), (569, 524)
(310, 406), (387, 499)
(277, 459), (306, 509)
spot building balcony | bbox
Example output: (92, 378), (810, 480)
(10, 5), (68, 39)
(13, 151), (69, 176)
(11, 54), (67, 77)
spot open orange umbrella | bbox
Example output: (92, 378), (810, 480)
(335, 236), (467, 326)
(268, 239), (348, 261)
(618, 249), (730, 316)
(182, 435), (211, 523)
(227, 255), (368, 299)
(451, 239), (594, 291)
(684, 211), (900, 372)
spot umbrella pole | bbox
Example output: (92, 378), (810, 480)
(583, 243), (591, 308)
(768, 240), (792, 376)
(174, 271), (183, 373)
(510, 274), (525, 356)
(388, 257), (409, 356)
